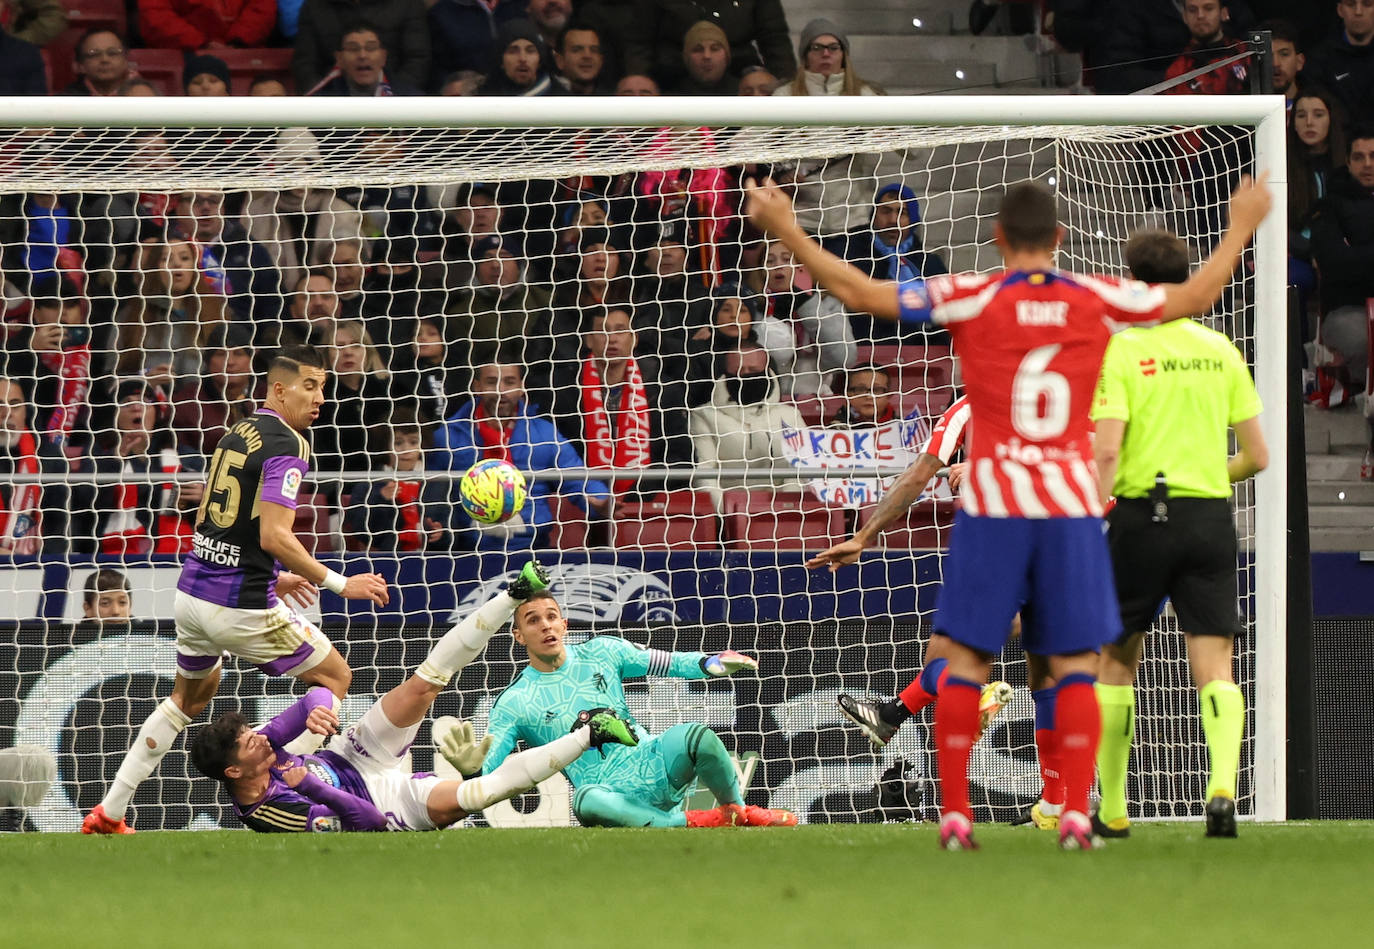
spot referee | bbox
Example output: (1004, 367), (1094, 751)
(1090, 230), (1269, 841)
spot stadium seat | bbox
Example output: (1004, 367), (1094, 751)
(611, 490), (718, 550)
(65, 0), (128, 36)
(859, 498), (957, 549)
(293, 493), (338, 554)
(720, 487), (846, 550)
(207, 47), (295, 95)
(547, 495), (598, 550)
(126, 49), (184, 96)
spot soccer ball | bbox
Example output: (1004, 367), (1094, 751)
(458, 460), (528, 524)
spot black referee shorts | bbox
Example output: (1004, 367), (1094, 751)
(1106, 497), (1242, 641)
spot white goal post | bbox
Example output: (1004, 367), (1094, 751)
(0, 93), (1287, 827)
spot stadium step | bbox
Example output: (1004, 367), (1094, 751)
(1307, 453), (1368, 482)
(1308, 481), (1374, 506)
(1308, 527), (1374, 552)
(1304, 404), (1370, 453)
(1308, 505), (1374, 529)
(786, 5), (958, 37)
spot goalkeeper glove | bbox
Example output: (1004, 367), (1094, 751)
(702, 650), (759, 677)
(437, 719), (493, 776)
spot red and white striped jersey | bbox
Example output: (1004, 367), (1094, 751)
(920, 395), (971, 465)
(898, 270), (1166, 518)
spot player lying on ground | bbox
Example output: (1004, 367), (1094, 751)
(1090, 230), (1269, 840)
(84, 347), (390, 835)
(811, 395), (1065, 830)
(747, 171), (1272, 850)
(483, 592), (796, 827)
(186, 562), (637, 831)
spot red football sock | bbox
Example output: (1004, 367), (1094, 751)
(934, 677), (982, 819)
(898, 658), (949, 715)
(1035, 727), (1065, 807)
(1053, 675), (1102, 815)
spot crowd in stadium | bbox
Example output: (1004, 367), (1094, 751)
(0, 0), (1369, 556)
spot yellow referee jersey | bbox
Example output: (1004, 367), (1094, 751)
(1091, 318), (1262, 499)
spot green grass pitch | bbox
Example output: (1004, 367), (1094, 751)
(7, 822), (1367, 948)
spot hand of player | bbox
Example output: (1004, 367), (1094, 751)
(1227, 172), (1272, 235)
(744, 177), (798, 236)
(704, 650), (759, 677)
(948, 462), (969, 492)
(275, 764), (308, 788)
(805, 537), (868, 572)
(342, 572), (389, 605)
(438, 719), (492, 775)
(275, 572), (319, 610)
(305, 704), (339, 737)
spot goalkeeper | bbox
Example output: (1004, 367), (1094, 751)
(189, 561), (635, 832)
(477, 591), (797, 828)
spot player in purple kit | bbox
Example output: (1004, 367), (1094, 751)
(190, 563), (637, 833)
(84, 347), (390, 835)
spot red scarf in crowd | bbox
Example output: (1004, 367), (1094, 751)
(102, 450), (194, 556)
(580, 357), (650, 494)
(0, 430), (41, 544)
(473, 403), (513, 462)
(38, 342), (91, 447)
(393, 479), (423, 551)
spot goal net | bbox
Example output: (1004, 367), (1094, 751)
(0, 96), (1286, 831)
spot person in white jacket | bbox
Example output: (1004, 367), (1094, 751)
(689, 340), (805, 511)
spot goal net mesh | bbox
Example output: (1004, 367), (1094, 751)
(0, 117), (1259, 830)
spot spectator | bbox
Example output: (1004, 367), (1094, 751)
(305, 23), (422, 96)
(428, 0), (526, 89)
(1309, 128), (1374, 414)
(0, 374), (64, 555)
(432, 360), (611, 550)
(631, 229), (713, 368)
(686, 285), (794, 402)
(82, 568), (133, 622)
(624, 0), (795, 90)
(688, 339), (804, 510)
(827, 364), (897, 428)
(121, 78), (160, 96)
(248, 76), (288, 96)
(438, 69), (485, 95)
(553, 24), (611, 94)
(672, 20), (733, 94)
(138, 0), (276, 52)
(827, 182), (950, 341)
(1288, 86), (1347, 330)
(635, 142), (740, 282)
(776, 19), (881, 98)
(546, 306), (693, 498)
(1094, 0), (1254, 94)
(357, 236), (423, 361)
(183, 54), (231, 96)
(0, 191), (81, 295)
(481, 18), (556, 96)
(447, 236), (553, 385)
(170, 323), (259, 457)
(73, 379), (204, 557)
(2, 0), (66, 47)
(750, 239), (856, 397)
(391, 314), (464, 427)
(1305, 0), (1374, 127)
(313, 319), (396, 485)
(64, 29), (133, 96)
(169, 189), (283, 324)
(0, 4), (45, 95)
(7, 290), (94, 450)
(273, 269), (340, 348)
(615, 73), (659, 95)
(526, 0), (571, 48)
(573, 0), (633, 77)
(1265, 18), (1306, 109)
(292, 0), (430, 93)
(115, 237), (226, 387)
(315, 238), (366, 318)
(1162, 0), (1252, 95)
(241, 129), (363, 298)
(737, 65), (777, 96)
(769, 22), (893, 238)
(429, 183), (503, 296)
(344, 411), (453, 552)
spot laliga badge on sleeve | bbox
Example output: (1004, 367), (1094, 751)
(282, 468), (303, 501)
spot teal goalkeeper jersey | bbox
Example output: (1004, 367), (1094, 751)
(483, 637), (711, 789)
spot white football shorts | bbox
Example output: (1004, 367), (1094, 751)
(326, 700), (445, 832)
(174, 591), (332, 680)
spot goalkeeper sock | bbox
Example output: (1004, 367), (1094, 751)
(895, 657), (949, 719)
(417, 592), (520, 687)
(101, 697), (193, 821)
(1031, 685), (1065, 808)
(1198, 680), (1243, 800)
(575, 786), (686, 828)
(933, 676), (982, 819)
(454, 728), (590, 813)
(1094, 682), (1135, 824)
(1054, 674), (1101, 817)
